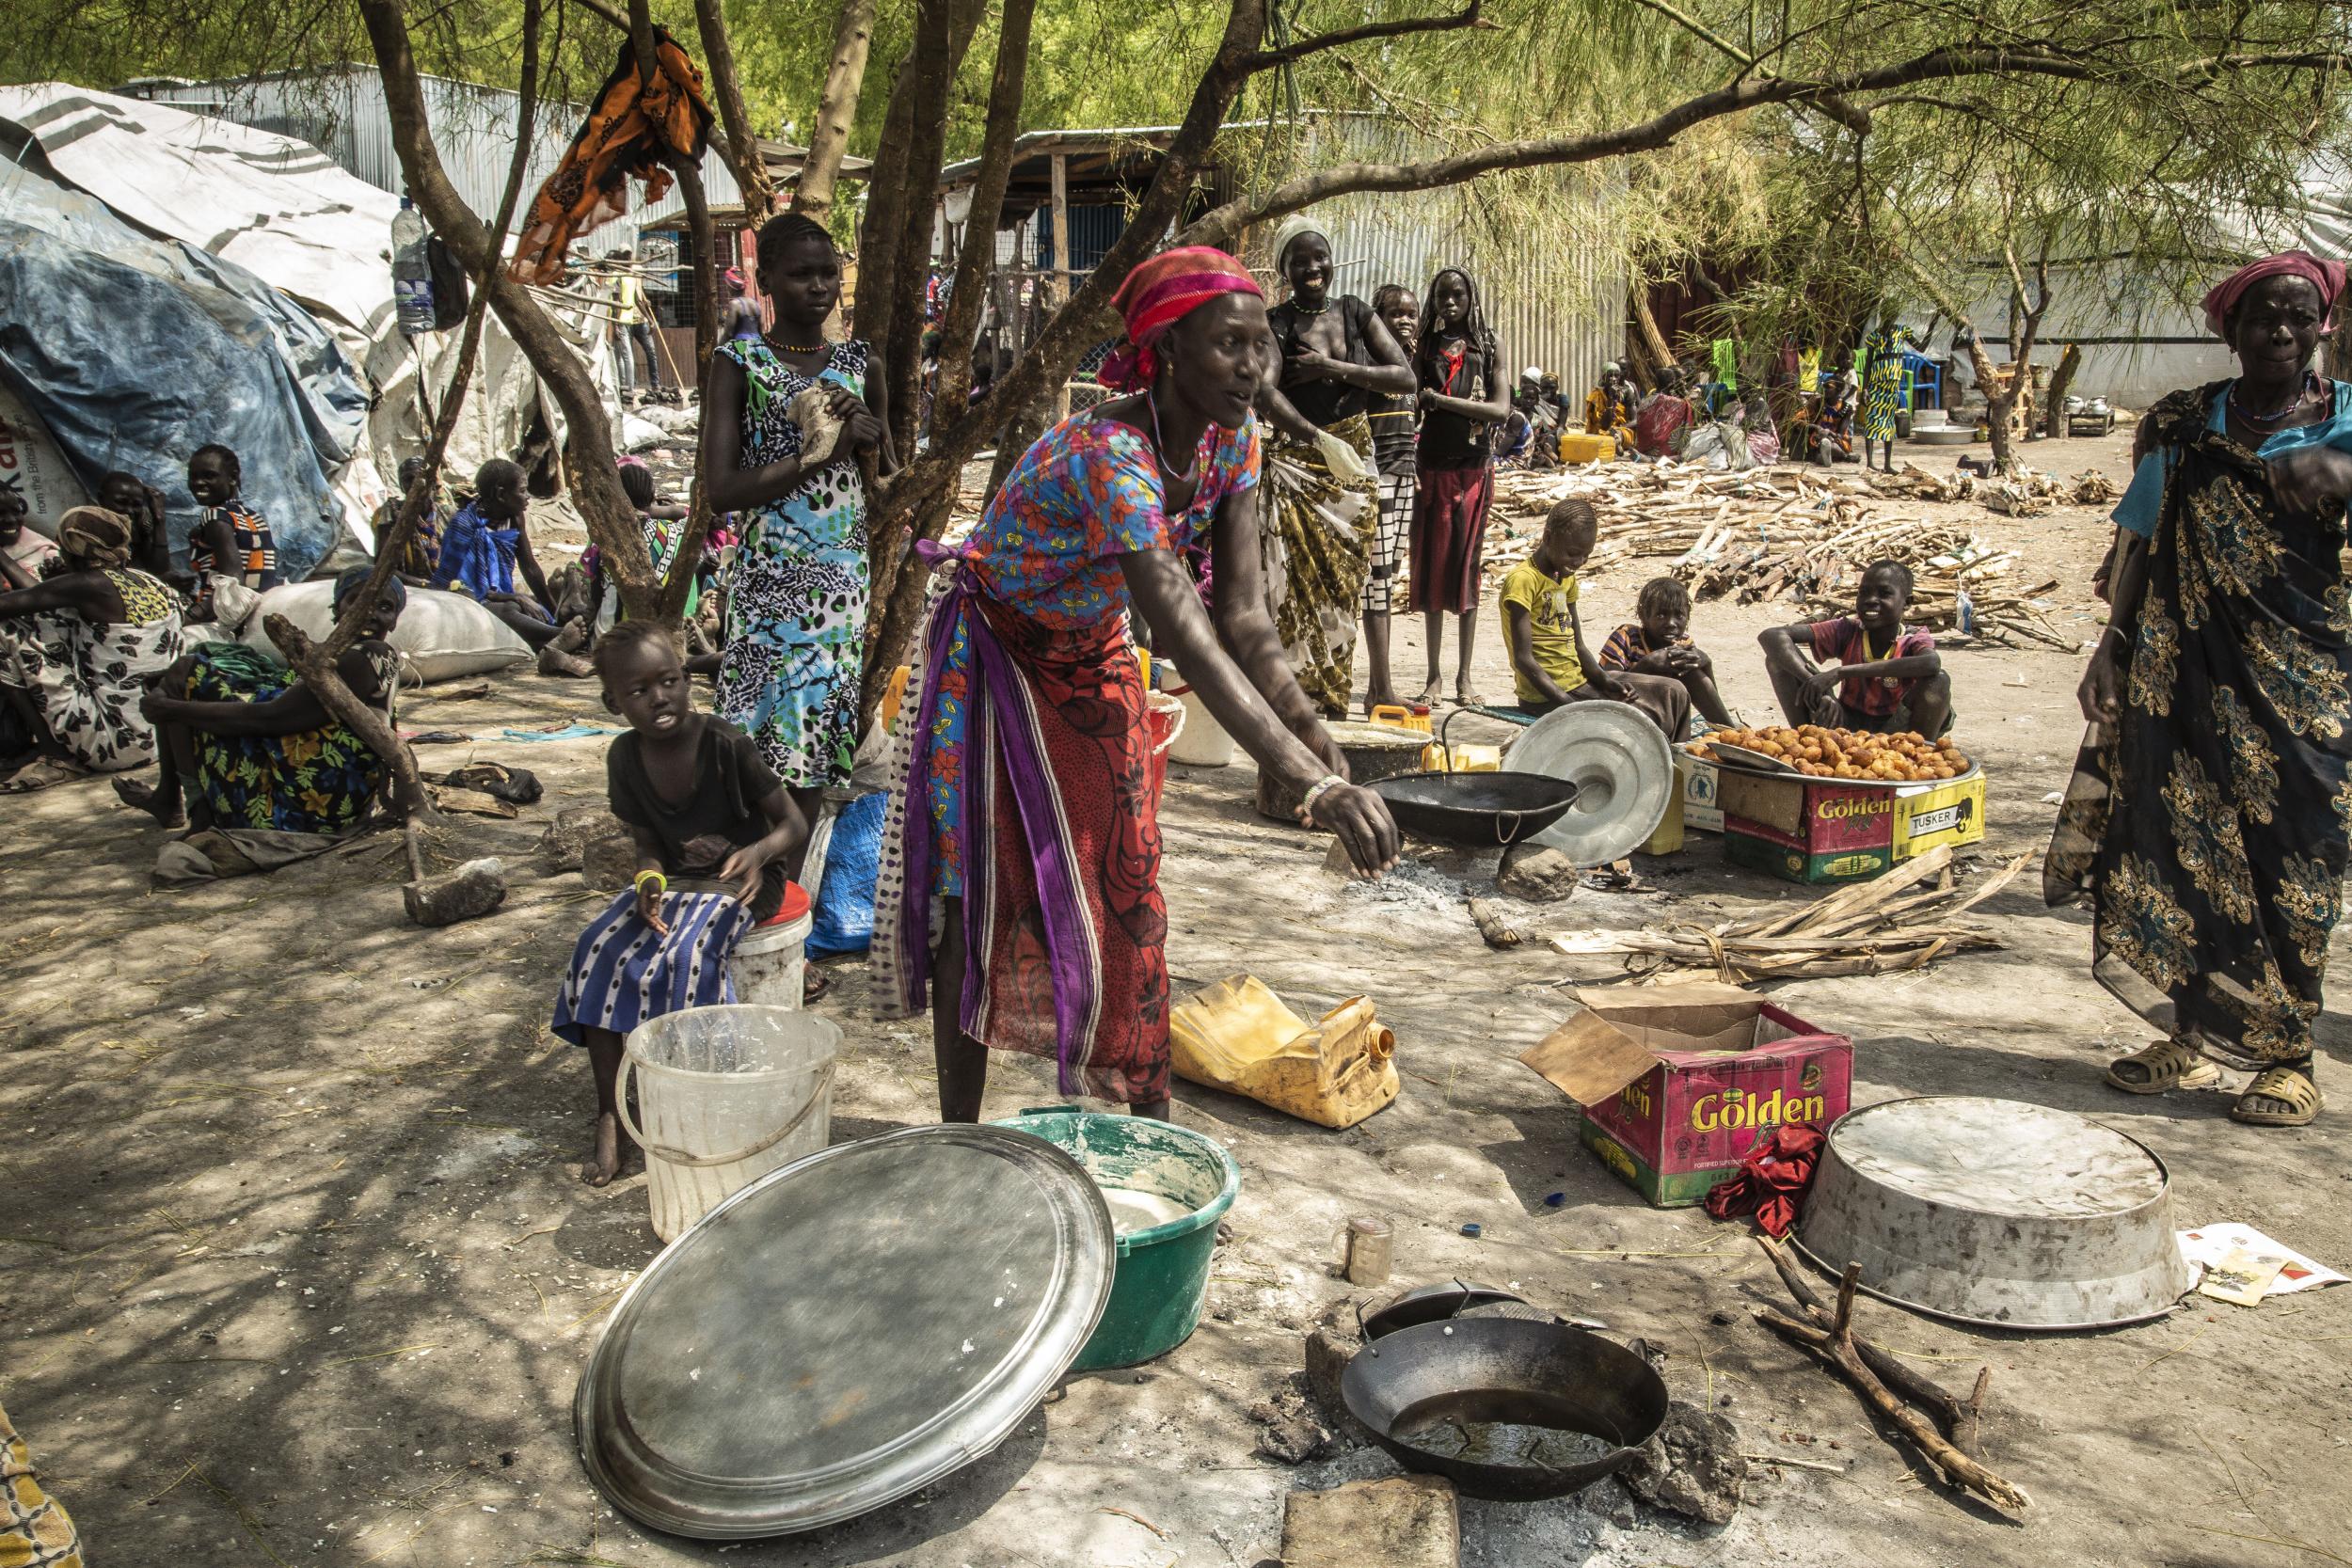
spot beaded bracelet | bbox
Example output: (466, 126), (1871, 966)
(1295, 773), (1345, 823)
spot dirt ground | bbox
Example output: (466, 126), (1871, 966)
(8, 426), (2352, 1568)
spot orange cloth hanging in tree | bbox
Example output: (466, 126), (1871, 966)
(507, 27), (713, 285)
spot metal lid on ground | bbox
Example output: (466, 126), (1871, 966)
(574, 1125), (1116, 1539)
(1504, 702), (1674, 865)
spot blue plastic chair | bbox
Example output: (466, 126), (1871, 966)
(1901, 352), (1942, 412)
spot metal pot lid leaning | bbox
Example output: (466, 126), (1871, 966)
(1796, 1096), (2195, 1330)
(1503, 702), (1674, 865)
(573, 1125), (1116, 1539)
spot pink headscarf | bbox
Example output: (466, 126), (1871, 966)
(1097, 245), (1263, 392)
(2201, 250), (2349, 338)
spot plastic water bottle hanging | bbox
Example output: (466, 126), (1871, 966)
(391, 197), (436, 335)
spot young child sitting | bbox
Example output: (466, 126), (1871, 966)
(184, 443), (280, 621)
(1759, 561), (1952, 736)
(550, 622), (808, 1186)
(1599, 576), (1735, 728)
(1500, 499), (1692, 738)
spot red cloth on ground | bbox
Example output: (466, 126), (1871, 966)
(1702, 1122), (1827, 1237)
(1408, 464), (1493, 615)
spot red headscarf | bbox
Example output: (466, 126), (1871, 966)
(2201, 250), (2349, 338)
(1098, 246), (1263, 392)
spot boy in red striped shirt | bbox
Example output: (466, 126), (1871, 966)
(1597, 576), (1735, 727)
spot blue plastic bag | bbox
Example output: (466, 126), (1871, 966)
(807, 791), (886, 958)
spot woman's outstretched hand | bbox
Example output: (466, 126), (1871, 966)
(1310, 781), (1401, 879)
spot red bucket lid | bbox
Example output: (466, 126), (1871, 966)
(759, 880), (811, 927)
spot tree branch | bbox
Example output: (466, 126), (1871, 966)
(1240, 1), (1485, 71)
(930, 0), (1038, 433)
(795, 0), (880, 227)
(692, 0), (774, 212)
(358, 0), (656, 608)
(329, 0), (544, 664)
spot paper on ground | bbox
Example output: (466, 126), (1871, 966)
(2178, 1223), (2347, 1301)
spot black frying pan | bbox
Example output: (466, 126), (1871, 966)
(1369, 771), (1580, 849)
(1341, 1317), (1669, 1501)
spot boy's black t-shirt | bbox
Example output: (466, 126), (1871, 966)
(607, 718), (787, 922)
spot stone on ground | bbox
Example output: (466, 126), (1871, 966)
(1498, 842), (1581, 901)
(1279, 1474), (1458, 1568)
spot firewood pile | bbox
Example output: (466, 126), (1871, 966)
(1484, 464), (2079, 648)
(1547, 845), (2035, 983)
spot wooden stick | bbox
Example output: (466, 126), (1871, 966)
(1751, 1259), (2029, 1513)
(1752, 1307), (2027, 1512)
(1756, 1237), (1987, 1452)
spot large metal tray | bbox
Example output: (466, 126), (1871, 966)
(573, 1125), (1115, 1538)
(1797, 1096), (2194, 1330)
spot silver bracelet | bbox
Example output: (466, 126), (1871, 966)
(1296, 773), (1345, 821)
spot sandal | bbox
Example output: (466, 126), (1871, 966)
(2232, 1067), (2323, 1128)
(0, 756), (89, 793)
(803, 965), (832, 1006)
(2105, 1037), (2220, 1095)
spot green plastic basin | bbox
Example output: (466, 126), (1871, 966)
(993, 1108), (1240, 1370)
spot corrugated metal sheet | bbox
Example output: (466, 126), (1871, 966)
(1263, 115), (1623, 400)
(139, 67), (739, 258)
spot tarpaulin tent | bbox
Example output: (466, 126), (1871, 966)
(0, 83), (625, 570)
(0, 147), (363, 575)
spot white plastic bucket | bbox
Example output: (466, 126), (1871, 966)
(1157, 662), (1234, 768)
(731, 899), (812, 1010)
(618, 1006), (841, 1241)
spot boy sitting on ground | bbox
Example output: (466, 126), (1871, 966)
(1599, 576), (1735, 728)
(1501, 499), (1692, 738)
(1758, 560), (1952, 736)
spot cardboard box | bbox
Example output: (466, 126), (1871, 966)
(1718, 766), (1984, 883)
(1674, 748), (1724, 833)
(1520, 981), (1852, 1207)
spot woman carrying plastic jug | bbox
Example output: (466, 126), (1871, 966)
(871, 246), (1400, 1124)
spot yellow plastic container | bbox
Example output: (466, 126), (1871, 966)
(1641, 777), (1687, 856)
(1368, 704), (1432, 735)
(1559, 431), (1616, 465)
(1422, 740), (1502, 772)
(1170, 975), (1399, 1130)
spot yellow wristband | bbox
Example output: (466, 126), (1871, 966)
(633, 869), (668, 896)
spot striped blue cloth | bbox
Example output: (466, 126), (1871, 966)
(551, 890), (755, 1045)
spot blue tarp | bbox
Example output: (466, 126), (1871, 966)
(0, 192), (367, 578)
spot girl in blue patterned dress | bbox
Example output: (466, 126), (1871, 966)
(702, 214), (893, 854)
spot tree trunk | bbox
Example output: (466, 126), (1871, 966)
(929, 0), (1039, 435)
(2042, 341), (2082, 437)
(794, 0), (880, 229)
(1630, 277), (1677, 377)
(358, 0), (659, 617)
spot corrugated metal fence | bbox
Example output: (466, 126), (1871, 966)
(1276, 115), (1622, 400)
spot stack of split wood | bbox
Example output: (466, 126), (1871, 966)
(1547, 845), (2035, 982)
(1483, 464), (2079, 647)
